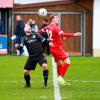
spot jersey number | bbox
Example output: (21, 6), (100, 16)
(46, 29), (53, 41)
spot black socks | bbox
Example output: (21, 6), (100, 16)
(24, 74), (30, 86)
(24, 70), (48, 87)
(43, 70), (48, 85)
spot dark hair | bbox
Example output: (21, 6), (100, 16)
(50, 14), (58, 22)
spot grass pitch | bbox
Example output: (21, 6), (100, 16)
(0, 56), (100, 100)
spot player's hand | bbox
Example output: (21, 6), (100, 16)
(49, 42), (54, 47)
(74, 32), (82, 36)
(15, 44), (19, 48)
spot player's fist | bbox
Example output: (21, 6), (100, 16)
(74, 32), (81, 36)
(15, 44), (19, 48)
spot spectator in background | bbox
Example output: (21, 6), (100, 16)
(27, 19), (38, 34)
(0, 20), (4, 34)
(14, 15), (26, 55)
(39, 18), (50, 55)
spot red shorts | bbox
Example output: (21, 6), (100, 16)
(50, 46), (68, 62)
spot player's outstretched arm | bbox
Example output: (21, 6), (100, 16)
(60, 31), (81, 37)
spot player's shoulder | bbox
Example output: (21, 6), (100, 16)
(47, 23), (55, 30)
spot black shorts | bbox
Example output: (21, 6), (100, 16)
(24, 55), (47, 70)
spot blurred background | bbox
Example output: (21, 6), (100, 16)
(0, 0), (99, 57)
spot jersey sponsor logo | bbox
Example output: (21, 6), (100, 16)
(32, 35), (36, 38)
(27, 39), (36, 44)
(46, 29), (53, 41)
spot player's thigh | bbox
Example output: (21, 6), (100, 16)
(52, 47), (68, 62)
(38, 55), (48, 70)
(24, 57), (37, 70)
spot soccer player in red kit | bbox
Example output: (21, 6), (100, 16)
(38, 15), (81, 85)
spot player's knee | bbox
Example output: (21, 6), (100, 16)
(24, 69), (29, 75)
(64, 58), (71, 64)
(42, 63), (48, 70)
(57, 60), (62, 65)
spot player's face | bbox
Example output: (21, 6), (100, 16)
(24, 25), (32, 35)
(53, 16), (59, 24)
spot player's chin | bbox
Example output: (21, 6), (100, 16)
(26, 32), (31, 35)
(24, 28), (31, 32)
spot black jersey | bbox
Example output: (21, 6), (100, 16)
(20, 34), (45, 57)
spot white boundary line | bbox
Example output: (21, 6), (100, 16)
(52, 57), (61, 100)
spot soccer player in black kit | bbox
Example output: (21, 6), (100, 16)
(18, 24), (49, 88)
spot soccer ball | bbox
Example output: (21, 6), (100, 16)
(38, 8), (47, 16)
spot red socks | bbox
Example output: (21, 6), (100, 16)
(57, 63), (70, 77)
(57, 64), (62, 76)
(60, 63), (69, 77)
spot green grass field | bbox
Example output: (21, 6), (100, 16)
(0, 56), (100, 100)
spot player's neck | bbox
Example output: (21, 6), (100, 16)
(51, 22), (57, 26)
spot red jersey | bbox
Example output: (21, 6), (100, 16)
(38, 23), (74, 46)
(38, 23), (74, 61)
